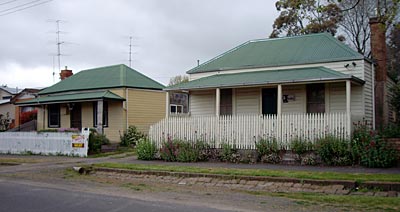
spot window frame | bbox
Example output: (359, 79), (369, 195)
(306, 84), (325, 114)
(48, 104), (60, 128)
(93, 101), (109, 127)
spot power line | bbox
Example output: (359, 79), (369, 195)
(0, 0), (18, 6)
(0, 0), (53, 16)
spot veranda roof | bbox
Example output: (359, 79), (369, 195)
(166, 66), (364, 91)
(16, 90), (125, 106)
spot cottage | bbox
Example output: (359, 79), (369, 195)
(150, 33), (381, 148)
(18, 64), (166, 142)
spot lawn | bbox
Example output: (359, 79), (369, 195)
(93, 163), (400, 182)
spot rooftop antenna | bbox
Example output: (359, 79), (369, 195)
(129, 36), (132, 67)
(52, 55), (55, 83)
(55, 20), (64, 72)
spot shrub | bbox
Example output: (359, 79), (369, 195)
(160, 138), (179, 162)
(315, 135), (351, 166)
(359, 136), (398, 168)
(301, 153), (318, 166)
(260, 153), (281, 164)
(290, 137), (314, 161)
(379, 124), (400, 138)
(120, 126), (145, 147)
(219, 143), (240, 163)
(255, 138), (279, 160)
(136, 138), (157, 160)
(352, 123), (398, 168)
(89, 130), (110, 154)
(159, 138), (210, 162)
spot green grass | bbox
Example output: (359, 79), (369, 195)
(93, 163), (400, 183)
(0, 158), (41, 164)
(88, 147), (136, 158)
(269, 192), (400, 211)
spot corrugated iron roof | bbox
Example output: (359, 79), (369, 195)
(167, 67), (364, 90)
(16, 90), (125, 105)
(40, 64), (165, 95)
(187, 33), (364, 74)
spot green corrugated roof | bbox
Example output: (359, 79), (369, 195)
(187, 33), (364, 74)
(40, 64), (165, 95)
(16, 91), (125, 105)
(167, 67), (364, 90)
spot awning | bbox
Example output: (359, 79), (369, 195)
(16, 90), (125, 106)
(166, 66), (365, 91)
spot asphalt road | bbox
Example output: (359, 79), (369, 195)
(0, 180), (231, 212)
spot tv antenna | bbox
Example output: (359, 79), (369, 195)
(129, 36), (132, 67)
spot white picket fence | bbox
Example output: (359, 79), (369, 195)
(149, 113), (349, 149)
(0, 129), (90, 157)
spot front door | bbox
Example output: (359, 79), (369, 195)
(262, 88), (277, 115)
(70, 103), (82, 129)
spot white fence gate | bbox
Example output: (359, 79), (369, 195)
(0, 129), (90, 157)
(149, 113), (349, 149)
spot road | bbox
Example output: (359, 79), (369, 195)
(0, 180), (231, 212)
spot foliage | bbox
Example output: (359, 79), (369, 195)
(290, 137), (314, 155)
(168, 75), (189, 86)
(389, 82), (400, 124)
(20, 110), (37, 124)
(120, 126), (145, 147)
(0, 113), (11, 131)
(270, 0), (342, 38)
(89, 130), (110, 154)
(379, 123), (400, 138)
(315, 135), (352, 166)
(219, 143), (240, 163)
(352, 122), (398, 168)
(255, 138), (280, 158)
(136, 138), (157, 160)
(159, 138), (210, 162)
(359, 136), (398, 168)
(301, 153), (318, 166)
(388, 23), (400, 82)
(260, 153), (282, 164)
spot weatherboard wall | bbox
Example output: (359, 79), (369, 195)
(126, 88), (165, 134)
(189, 60), (365, 81)
(188, 83), (366, 122)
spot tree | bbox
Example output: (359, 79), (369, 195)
(338, 0), (374, 56)
(389, 82), (400, 123)
(270, 0), (342, 38)
(168, 75), (189, 86)
(387, 23), (400, 81)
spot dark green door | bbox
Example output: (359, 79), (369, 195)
(262, 88), (277, 115)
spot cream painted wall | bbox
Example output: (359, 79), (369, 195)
(189, 60), (365, 81)
(127, 89), (165, 134)
(189, 90), (216, 116)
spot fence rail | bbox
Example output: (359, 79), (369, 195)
(149, 113), (349, 149)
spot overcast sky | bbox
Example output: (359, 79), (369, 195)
(0, 0), (278, 89)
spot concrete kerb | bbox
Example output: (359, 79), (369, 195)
(92, 167), (400, 193)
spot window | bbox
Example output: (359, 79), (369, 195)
(170, 104), (183, 114)
(48, 104), (60, 128)
(93, 101), (108, 127)
(220, 89), (232, 115)
(307, 84), (325, 113)
(2, 96), (11, 100)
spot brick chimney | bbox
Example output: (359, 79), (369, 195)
(369, 17), (388, 128)
(59, 66), (73, 80)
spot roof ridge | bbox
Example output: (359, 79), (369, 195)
(248, 32), (332, 43)
(187, 40), (252, 74)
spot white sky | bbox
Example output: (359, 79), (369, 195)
(0, 0), (278, 89)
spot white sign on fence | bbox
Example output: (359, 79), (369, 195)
(0, 128), (90, 157)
